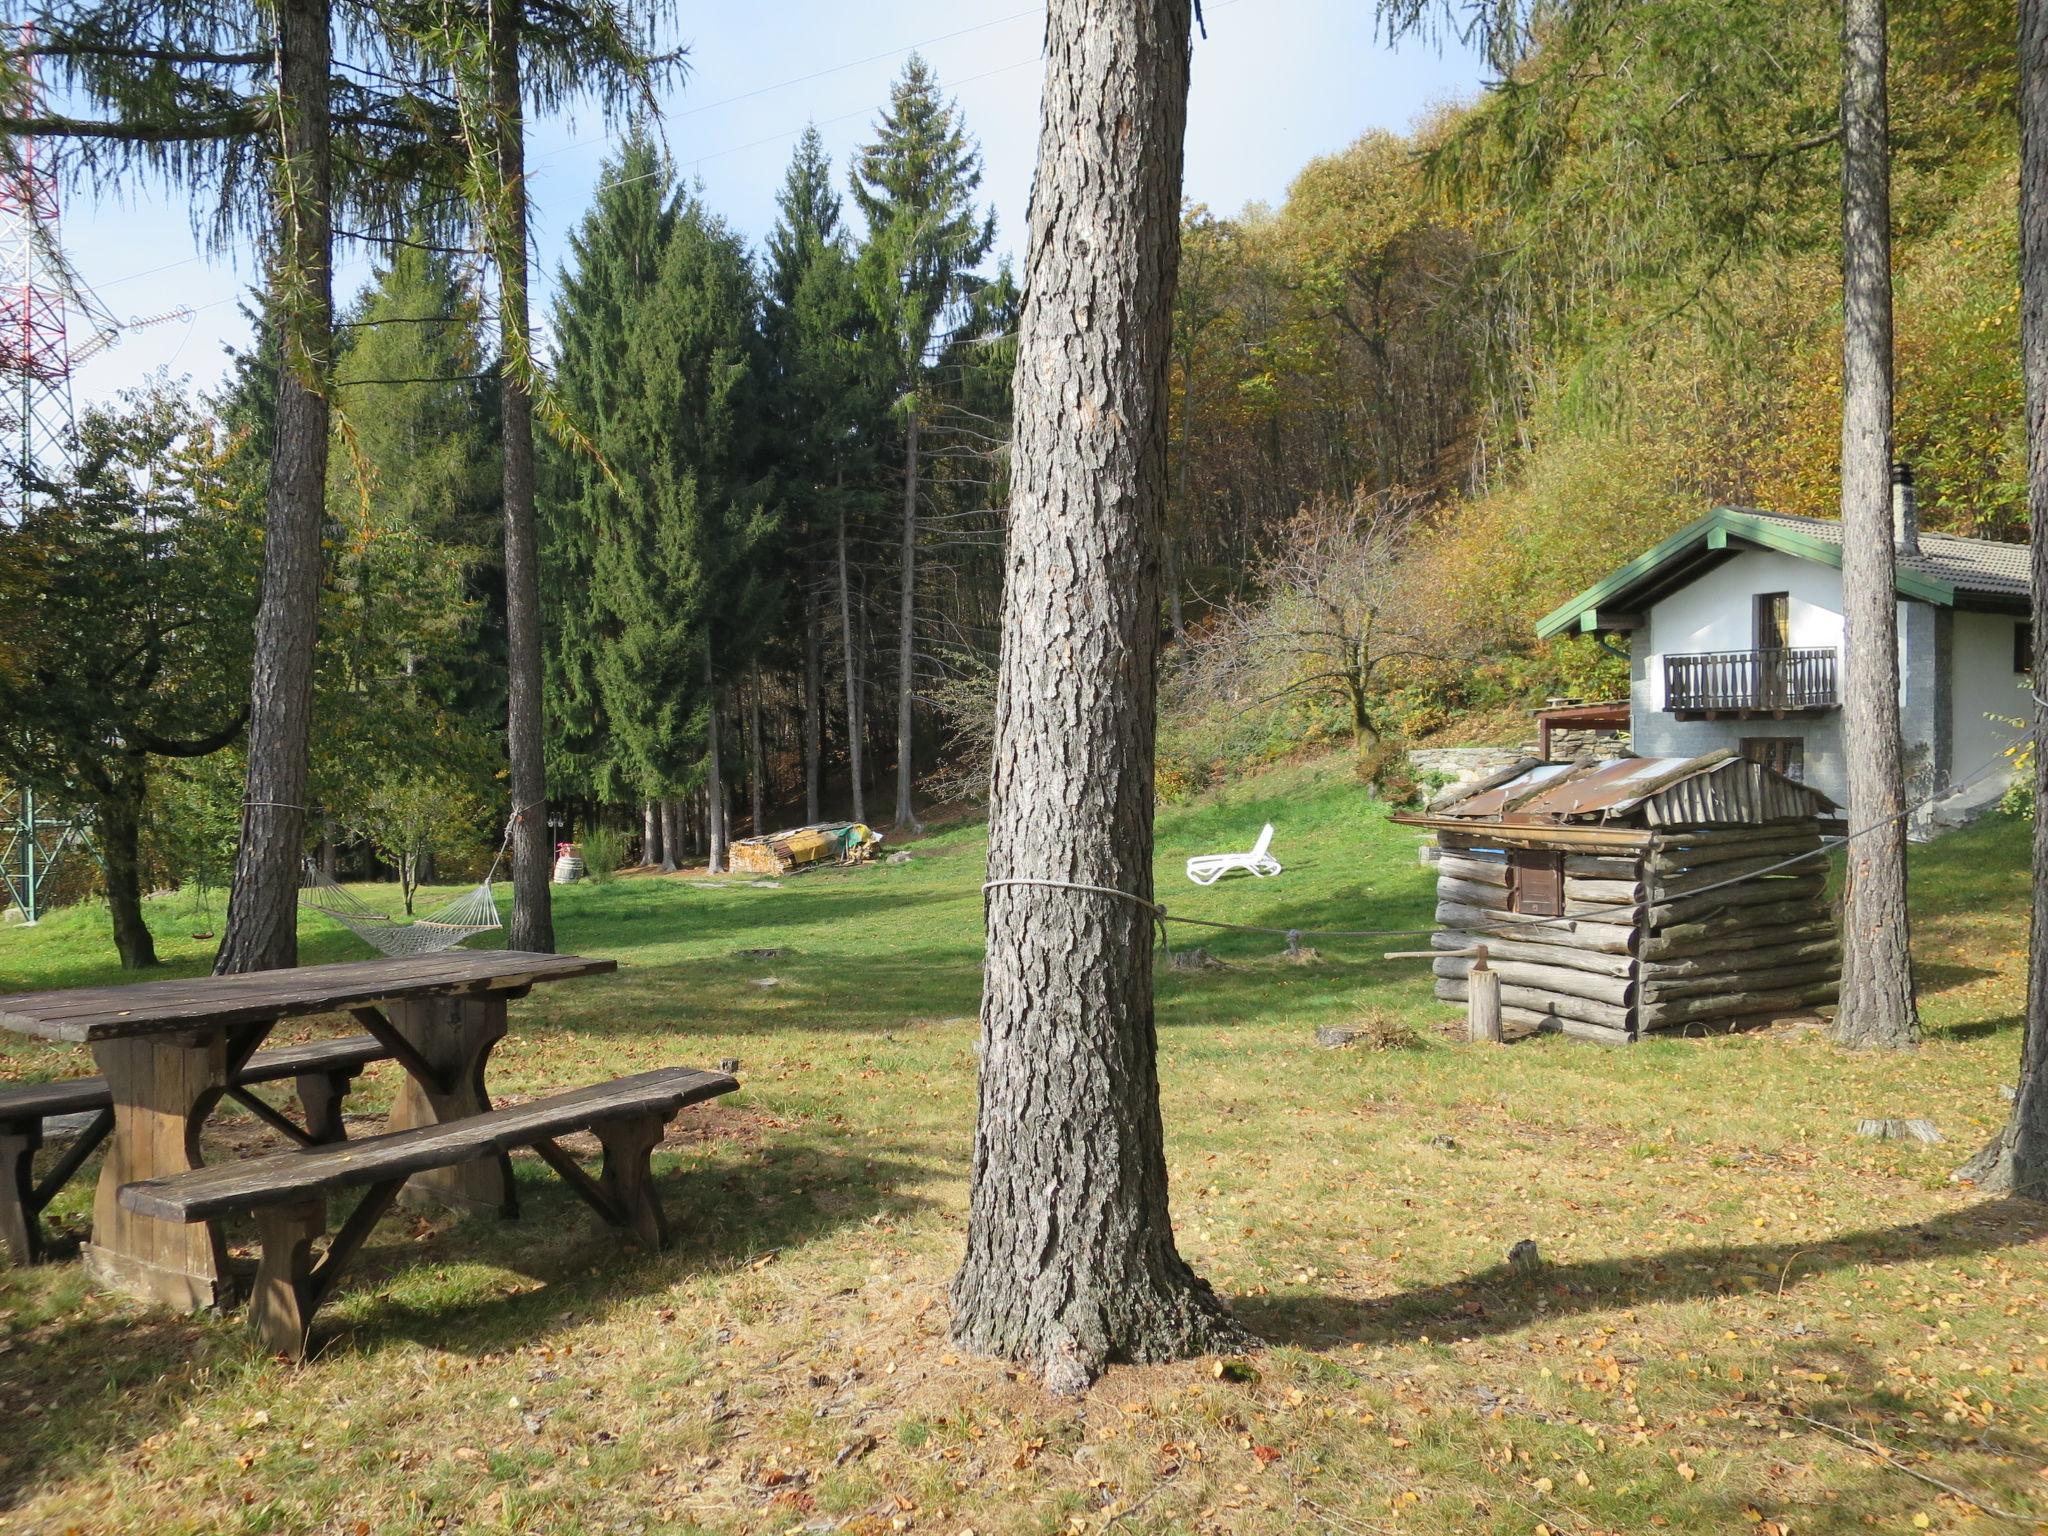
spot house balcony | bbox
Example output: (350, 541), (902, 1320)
(1662, 646), (1838, 718)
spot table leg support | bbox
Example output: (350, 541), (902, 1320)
(385, 995), (516, 1218)
(596, 1115), (670, 1251)
(84, 1032), (235, 1310)
(249, 1199), (325, 1359)
(0, 1125), (43, 1265)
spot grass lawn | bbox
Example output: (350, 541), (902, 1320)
(0, 755), (2042, 1535)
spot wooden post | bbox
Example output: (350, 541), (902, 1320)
(83, 1029), (238, 1309)
(386, 995), (516, 1217)
(1468, 946), (1503, 1044)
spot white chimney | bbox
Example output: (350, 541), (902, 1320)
(1892, 461), (1920, 556)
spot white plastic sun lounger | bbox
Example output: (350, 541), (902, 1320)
(1185, 823), (1282, 886)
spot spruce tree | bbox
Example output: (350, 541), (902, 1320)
(543, 129), (678, 811)
(764, 126), (888, 824)
(851, 56), (997, 831)
(593, 196), (777, 872)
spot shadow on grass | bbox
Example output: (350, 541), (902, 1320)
(310, 1130), (928, 1360)
(0, 1132), (925, 1508)
(1237, 1197), (2048, 1350)
(0, 1306), (219, 1512)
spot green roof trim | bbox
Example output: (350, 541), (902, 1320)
(1535, 507), (1956, 640)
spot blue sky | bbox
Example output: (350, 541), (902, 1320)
(57, 1), (1486, 410)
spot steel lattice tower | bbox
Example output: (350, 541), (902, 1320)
(0, 27), (72, 528)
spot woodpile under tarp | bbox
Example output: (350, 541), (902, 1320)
(727, 822), (880, 876)
(1392, 749), (1841, 1044)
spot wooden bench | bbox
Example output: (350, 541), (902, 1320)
(0, 1035), (390, 1264)
(120, 1065), (739, 1358)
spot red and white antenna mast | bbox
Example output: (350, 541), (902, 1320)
(0, 25), (74, 527)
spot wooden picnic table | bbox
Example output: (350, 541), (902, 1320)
(0, 951), (615, 1309)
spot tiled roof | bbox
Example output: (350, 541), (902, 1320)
(1730, 509), (2028, 600)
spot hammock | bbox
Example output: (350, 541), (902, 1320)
(298, 818), (513, 957)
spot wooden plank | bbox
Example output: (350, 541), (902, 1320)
(1642, 910), (1835, 957)
(1639, 935), (1837, 979)
(1639, 982), (1839, 1030)
(1438, 852), (1511, 887)
(120, 1067), (739, 1222)
(1436, 977), (1631, 1030)
(1436, 875), (1511, 912)
(1434, 901), (1637, 955)
(1430, 930), (1634, 978)
(1432, 955), (1633, 1006)
(1564, 876), (1643, 906)
(0, 953), (617, 1044)
(1646, 878), (1828, 930)
(1564, 855), (1640, 879)
(1639, 960), (1839, 1002)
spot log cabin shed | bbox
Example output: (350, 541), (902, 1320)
(1391, 749), (1842, 1044)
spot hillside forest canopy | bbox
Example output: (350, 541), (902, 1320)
(0, 0), (2029, 962)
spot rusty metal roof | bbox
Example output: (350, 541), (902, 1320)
(1430, 752), (1837, 826)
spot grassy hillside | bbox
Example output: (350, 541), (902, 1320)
(0, 758), (2040, 1534)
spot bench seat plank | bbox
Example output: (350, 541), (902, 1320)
(0, 1035), (391, 1126)
(121, 1067), (738, 1222)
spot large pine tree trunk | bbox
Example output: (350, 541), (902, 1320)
(215, 0), (331, 976)
(893, 411), (923, 831)
(952, 0), (1239, 1391)
(705, 648), (729, 873)
(1960, 0), (2048, 1195)
(749, 672), (767, 834)
(659, 797), (680, 872)
(838, 505), (866, 823)
(97, 759), (157, 970)
(487, 0), (554, 955)
(803, 581), (824, 823)
(643, 799), (661, 868)
(1832, 0), (1918, 1048)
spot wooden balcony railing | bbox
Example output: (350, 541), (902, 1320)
(1663, 646), (1838, 714)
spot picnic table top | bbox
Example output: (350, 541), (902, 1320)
(0, 951), (617, 1044)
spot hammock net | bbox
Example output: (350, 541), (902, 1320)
(299, 814), (515, 958)
(298, 864), (503, 957)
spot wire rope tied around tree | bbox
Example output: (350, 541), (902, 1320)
(981, 877), (1175, 957)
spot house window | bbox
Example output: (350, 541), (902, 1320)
(1754, 592), (1791, 650)
(2018, 620), (2034, 676)
(1742, 736), (1805, 782)
(1509, 849), (1565, 916)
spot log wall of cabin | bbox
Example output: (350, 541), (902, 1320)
(1430, 821), (1840, 1042)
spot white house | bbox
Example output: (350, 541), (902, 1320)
(1536, 477), (2031, 832)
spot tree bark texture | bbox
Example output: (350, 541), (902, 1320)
(838, 506), (866, 824)
(951, 0), (1240, 1390)
(803, 582), (824, 824)
(658, 797), (679, 872)
(1831, 0), (1919, 1048)
(214, 0), (332, 975)
(749, 672), (766, 835)
(894, 409), (923, 831)
(1964, 0), (2048, 1196)
(490, 0), (554, 955)
(97, 761), (157, 969)
(643, 800), (661, 868)
(705, 648), (728, 874)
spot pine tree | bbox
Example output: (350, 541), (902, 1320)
(593, 196), (777, 873)
(543, 129), (678, 812)
(950, 0), (1241, 1391)
(764, 126), (889, 824)
(851, 56), (997, 832)
(1831, 0), (1920, 1048)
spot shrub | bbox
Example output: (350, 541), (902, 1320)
(581, 823), (630, 883)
